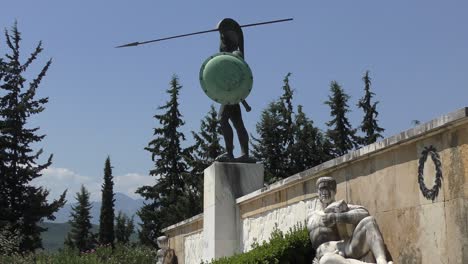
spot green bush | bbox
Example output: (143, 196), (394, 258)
(0, 244), (158, 264)
(209, 223), (314, 264)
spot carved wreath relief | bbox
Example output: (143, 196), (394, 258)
(417, 145), (443, 201)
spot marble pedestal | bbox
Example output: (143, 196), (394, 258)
(202, 162), (264, 262)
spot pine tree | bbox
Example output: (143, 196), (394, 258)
(278, 73), (296, 175)
(185, 105), (224, 215)
(63, 233), (74, 249)
(115, 211), (134, 244)
(191, 105), (224, 163)
(136, 204), (159, 247)
(66, 185), (93, 251)
(0, 23), (66, 252)
(114, 212), (126, 244)
(98, 156), (115, 245)
(325, 81), (358, 157)
(252, 73), (296, 182)
(279, 73), (295, 148)
(136, 75), (189, 246)
(291, 105), (333, 173)
(357, 71), (384, 145)
(252, 101), (286, 183)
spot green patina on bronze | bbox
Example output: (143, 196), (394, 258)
(199, 52), (253, 105)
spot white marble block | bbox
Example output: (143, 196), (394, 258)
(202, 162), (264, 262)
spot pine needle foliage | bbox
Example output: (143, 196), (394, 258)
(279, 73), (295, 150)
(66, 185), (94, 251)
(0, 22), (66, 252)
(252, 73), (295, 182)
(252, 101), (286, 183)
(291, 105), (333, 173)
(325, 81), (359, 157)
(186, 105), (224, 215)
(114, 211), (134, 244)
(98, 156), (115, 245)
(253, 73), (332, 183)
(191, 105), (224, 162)
(136, 75), (190, 246)
(357, 71), (384, 145)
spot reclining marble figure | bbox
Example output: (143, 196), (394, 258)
(307, 177), (393, 264)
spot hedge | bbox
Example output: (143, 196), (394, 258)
(209, 223), (314, 264)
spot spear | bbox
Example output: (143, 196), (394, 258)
(115, 18), (293, 48)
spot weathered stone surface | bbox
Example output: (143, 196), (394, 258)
(241, 199), (317, 251)
(443, 126), (468, 200)
(163, 214), (203, 264)
(445, 198), (468, 264)
(184, 231), (203, 264)
(203, 162), (264, 261)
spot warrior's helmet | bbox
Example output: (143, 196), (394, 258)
(217, 18), (244, 56)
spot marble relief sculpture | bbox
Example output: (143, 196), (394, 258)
(307, 177), (393, 264)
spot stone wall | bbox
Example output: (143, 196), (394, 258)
(184, 231), (203, 264)
(237, 107), (468, 264)
(164, 107), (468, 264)
(162, 214), (203, 264)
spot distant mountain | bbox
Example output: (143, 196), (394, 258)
(49, 192), (144, 224)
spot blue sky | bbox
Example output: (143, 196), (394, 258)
(2, 1), (467, 202)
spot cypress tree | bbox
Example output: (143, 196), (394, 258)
(186, 105), (224, 215)
(136, 75), (189, 246)
(0, 23), (66, 252)
(66, 185), (93, 251)
(325, 81), (358, 157)
(98, 156), (115, 245)
(357, 71), (384, 145)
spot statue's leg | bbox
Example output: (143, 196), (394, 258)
(217, 105), (234, 160)
(344, 216), (389, 264)
(320, 254), (366, 264)
(229, 104), (249, 157)
(319, 253), (349, 264)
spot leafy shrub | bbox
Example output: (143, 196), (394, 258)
(209, 223), (314, 264)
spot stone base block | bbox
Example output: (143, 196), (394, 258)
(202, 162), (264, 261)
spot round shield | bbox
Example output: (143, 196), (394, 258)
(199, 52), (253, 105)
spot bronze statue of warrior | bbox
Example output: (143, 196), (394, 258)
(116, 18), (293, 163)
(214, 18), (255, 163)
